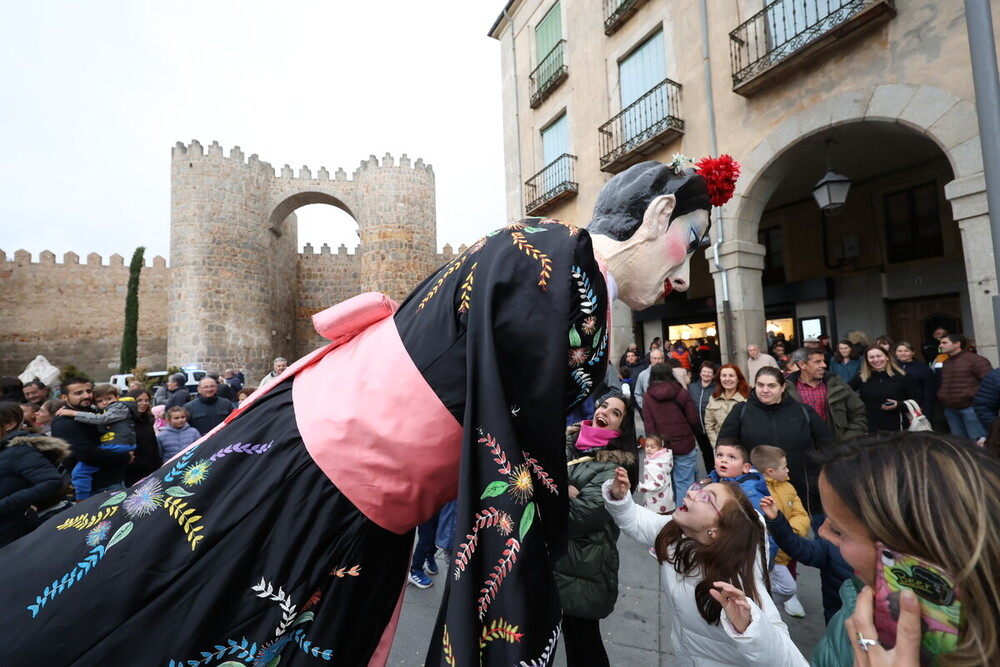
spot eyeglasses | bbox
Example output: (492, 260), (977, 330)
(686, 482), (721, 516)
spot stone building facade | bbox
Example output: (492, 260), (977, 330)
(490, 0), (998, 365)
(0, 143), (459, 383)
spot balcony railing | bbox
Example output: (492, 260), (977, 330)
(598, 78), (683, 174)
(730, 0), (895, 94)
(529, 40), (568, 109)
(602, 0), (650, 35)
(525, 154), (578, 215)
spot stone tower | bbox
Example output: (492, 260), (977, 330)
(169, 141), (437, 380)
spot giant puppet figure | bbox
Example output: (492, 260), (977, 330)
(0, 156), (739, 666)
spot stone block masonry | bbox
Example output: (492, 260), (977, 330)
(0, 250), (169, 382)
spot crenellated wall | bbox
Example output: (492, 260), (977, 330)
(0, 250), (170, 380)
(0, 143), (454, 383)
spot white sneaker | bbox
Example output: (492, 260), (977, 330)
(783, 596), (806, 618)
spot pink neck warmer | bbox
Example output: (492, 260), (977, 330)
(646, 447), (668, 460)
(575, 420), (619, 452)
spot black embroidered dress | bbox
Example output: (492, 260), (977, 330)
(0, 219), (608, 667)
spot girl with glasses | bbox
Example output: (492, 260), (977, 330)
(604, 468), (807, 665)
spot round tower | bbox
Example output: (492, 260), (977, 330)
(353, 153), (438, 301)
(169, 140), (295, 377)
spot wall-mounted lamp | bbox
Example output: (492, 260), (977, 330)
(811, 139), (852, 215)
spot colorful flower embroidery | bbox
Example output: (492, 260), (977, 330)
(181, 459), (212, 486)
(506, 464), (534, 504)
(85, 521), (111, 547)
(122, 477), (164, 518)
(453, 507), (515, 580)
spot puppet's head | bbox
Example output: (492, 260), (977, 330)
(588, 155), (739, 310)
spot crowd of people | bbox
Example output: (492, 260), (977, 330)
(556, 326), (1000, 664)
(3, 326), (1000, 664)
(0, 362), (281, 547)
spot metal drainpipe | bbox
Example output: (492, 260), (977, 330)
(964, 0), (1000, 354)
(503, 8), (525, 217)
(701, 0), (736, 362)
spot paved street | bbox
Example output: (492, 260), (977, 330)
(389, 513), (827, 665)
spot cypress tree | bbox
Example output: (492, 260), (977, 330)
(119, 246), (145, 373)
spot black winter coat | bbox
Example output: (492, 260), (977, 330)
(897, 360), (936, 416)
(849, 371), (920, 432)
(0, 432), (68, 546)
(717, 392), (833, 515)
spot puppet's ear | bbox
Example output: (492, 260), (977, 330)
(639, 194), (676, 240)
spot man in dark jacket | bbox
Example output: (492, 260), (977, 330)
(185, 378), (234, 435)
(51, 377), (132, 495)
(937, 333), (992, 441)
(784, 349), (866, 443)
(164, 373), (191, 409)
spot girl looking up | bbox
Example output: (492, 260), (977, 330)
(604, 467), (807, 665)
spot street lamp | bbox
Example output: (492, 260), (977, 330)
(812, 139), (852, 214)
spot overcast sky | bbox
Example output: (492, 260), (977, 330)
(1, 2), (509, 264)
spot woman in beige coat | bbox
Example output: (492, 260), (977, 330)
(704, 364), (750, 448)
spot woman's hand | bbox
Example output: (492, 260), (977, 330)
(844, 586), (921, 666)
(567, 485), (580, 500)
(710, 581), (752, 634)
(609, 467), (630, 500)
(881, 399), (898, 411)
(759, 496), (779, 520)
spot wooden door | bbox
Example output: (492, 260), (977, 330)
(886, 294), (962, 353)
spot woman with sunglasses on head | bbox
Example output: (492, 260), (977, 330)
(604, 467), (807, 665)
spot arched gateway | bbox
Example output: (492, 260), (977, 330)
(169, 141), (438, 380)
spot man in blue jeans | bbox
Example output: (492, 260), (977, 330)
(937, 333), (993, 442)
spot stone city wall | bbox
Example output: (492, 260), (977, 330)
(1, 241), (469, 385)
(0, 249), (170, 382)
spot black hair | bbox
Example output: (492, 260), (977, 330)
(588, 162), (711, 242)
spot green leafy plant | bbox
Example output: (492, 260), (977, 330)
(119, 246), (145, 373)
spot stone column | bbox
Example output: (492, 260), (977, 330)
(708, 240), (767, 369)
(945, 172), (997, 364)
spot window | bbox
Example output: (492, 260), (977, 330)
(884, 182), (943, 264)
(536, 2), (562, 59)
(541, 113), (570, 198)
(758, 225), (785, 285)
(619, 30), (666, 144)
(529, 2), (567, 108)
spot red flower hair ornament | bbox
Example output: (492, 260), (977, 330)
(695, 154), (741, 207)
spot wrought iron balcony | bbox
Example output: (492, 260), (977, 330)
(529, 40), (568, 109)
(603, 0), (650, 35)
(598, 78), (683, 174)
(525, 154), (578, 215)
(730, 0), (895, 94)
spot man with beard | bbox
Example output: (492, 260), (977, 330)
(51, 377), (133, 495)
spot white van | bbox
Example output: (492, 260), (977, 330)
(109, 369), (207, 396)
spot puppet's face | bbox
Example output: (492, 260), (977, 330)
(619, 205), (709, 310)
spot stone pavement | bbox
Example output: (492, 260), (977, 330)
(388, 520), (828, 665)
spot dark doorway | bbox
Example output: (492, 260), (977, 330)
(886, 294), (961, 355)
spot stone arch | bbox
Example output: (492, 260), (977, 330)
(714, 83), (995, 364)
(267, 191), (358, 237)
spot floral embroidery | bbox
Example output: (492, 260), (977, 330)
(479, 618), (524, 649)
(477, 538), (520, 620)
(30, 438), (277, 618)
(458, 262), (477, 314)
(123, 477), (164, 518)
(168, 576), (336, 666)
(506, 464), (534, 504)
(510, 232), (553, 289)
(417, 256), (466, 311)
(517, 626), (561, 667)
(453, 507), (515, 580)
(521, 451), (557, 495)
(85, 521), (112, 547)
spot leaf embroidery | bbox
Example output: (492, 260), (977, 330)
(519, 503), (536, 542)
(480, 481), (508, 499)
(417, 256), (466, 311)
(453, 507), (515, 580)
(510, 231), (552, 289)
(476, 538), (520, 620)
(478, 431), (512, 475)
(162, 497), (204, 550)
(522, 451), (558, 494)
(479, 618), (524, 649)
(458, 262), (477, 314)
